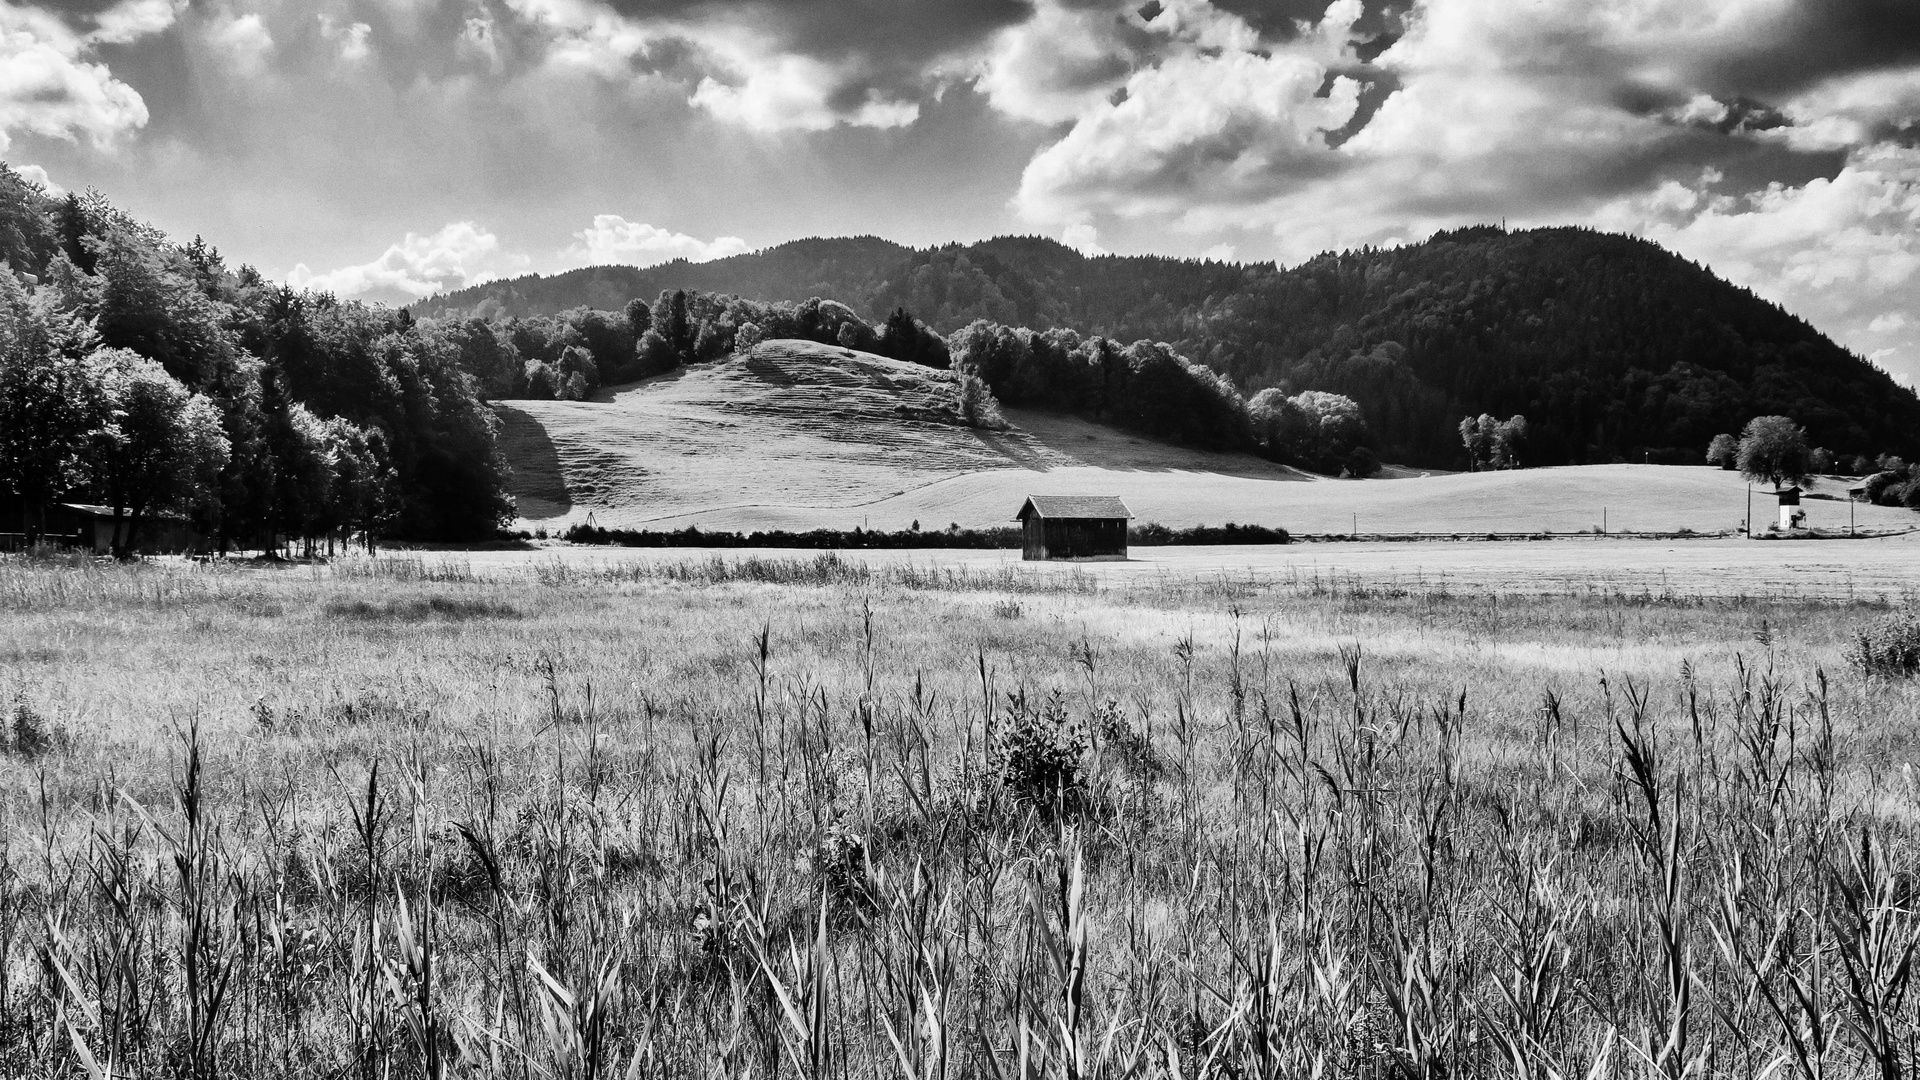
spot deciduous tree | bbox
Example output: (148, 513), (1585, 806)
(1736, 415), (1811, 490)
(1706, 433), (1737, 469)
(0, 283), (104, 543)
(85, 349), (229, 557)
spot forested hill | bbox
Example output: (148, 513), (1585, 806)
(422, 228), (1920, 468)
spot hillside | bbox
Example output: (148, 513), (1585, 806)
(500, 338), (1914, 537)
(499, 338), (1311, 530)
(424, 228), (1920, 470)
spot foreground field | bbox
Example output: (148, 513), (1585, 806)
(494, 339), (1917, 536)
(3, 552), (1920, 1078)
(457, 533), (1920, 600)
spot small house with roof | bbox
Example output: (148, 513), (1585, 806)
(1775, 486), (1806, 531)
(1014, 495), (1132, 561)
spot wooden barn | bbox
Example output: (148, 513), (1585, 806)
(0, 495), (198, 554)
(1014, 495), (1132, 561)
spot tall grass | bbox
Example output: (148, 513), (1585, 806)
(1, 556), (1918, 1077)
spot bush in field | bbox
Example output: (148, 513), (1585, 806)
(989, 689), (1088, 809)
(1707, 432), (1738, 468)
(1848, 612), (1920, 677)
(7, 697), (56, 760)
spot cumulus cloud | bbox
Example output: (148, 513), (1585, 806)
(210, 11), (274, 72)
(560, 215), (750, 266)
(87, 0), (181, 45)
(318, 15), (372, 62)
(14, 163), (63, 195)
(286, 222), (531, 303)
(979, 0), (1263, 125)
(1059, 222), (1107, 256)
(688, 53), (919, 132)
(0, 4), (150, 151)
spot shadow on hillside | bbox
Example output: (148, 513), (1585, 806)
(991, 408), (1318, 480)
(593, 365), (695, 403)
(491, 404), (572, 518)
(969, 427), (1058, 471)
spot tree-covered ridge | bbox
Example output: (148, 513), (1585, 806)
(423, 227), (1920, 469)
(0, 167), (513, 547)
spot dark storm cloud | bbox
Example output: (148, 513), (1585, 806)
(596, 0), (1033, 66)
(1695, 0), (1920, 99)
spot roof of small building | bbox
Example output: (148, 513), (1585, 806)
(59, 502), (188, 522)
(1015, 495), (1133, 521)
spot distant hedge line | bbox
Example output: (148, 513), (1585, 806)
(558, 521), (1290, 548)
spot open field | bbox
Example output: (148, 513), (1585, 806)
(4, 549), (1920, 1077)
(495, 339), (1918, 536)
(441, 533), (1920, 600)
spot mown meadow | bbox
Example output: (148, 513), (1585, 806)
(2, 551), (1919, 1079)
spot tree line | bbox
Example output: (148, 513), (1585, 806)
(433, 293), (950, 402)
(445, 288), (1381, 475)
(423, 228), (1920, 470)
(0, 170), (513, 552)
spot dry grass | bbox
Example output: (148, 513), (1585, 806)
(3, 551), (1919, 1078)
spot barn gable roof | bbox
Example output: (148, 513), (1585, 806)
(1016, 495), (1133, 521)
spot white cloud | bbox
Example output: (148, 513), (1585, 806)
(560, 215), (750, 267)
(286, 222), (530, 301)
(1200, 242), (1236, 262)
(88, 0), (181, 46)
(1769, 68), (1920, 153)
(15, 162), (58, 193)
(979, 0), (1262, 125)
(1059, 222), (1107, 256)
(0, 4), (149, 151)
(689, 57), (919, 133)
(210, 11), (273, 72)
(13, 162), (62, 195)
(1015, 41), (1361, 229)
(319, 16), (372, 62)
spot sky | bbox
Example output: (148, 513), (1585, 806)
(2, 0), (1919, 385)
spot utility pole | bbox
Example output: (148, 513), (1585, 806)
(1746, 486), (1752, 537)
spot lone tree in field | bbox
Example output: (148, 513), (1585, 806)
(1736, 415), (1811, 489)
(1706, 433), (1737, 469)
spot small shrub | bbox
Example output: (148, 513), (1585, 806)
(1093, 697), (1159, 780)
(8, 698), (57, 760)
(1848, 612), (1920, 677)
(956, 373), (1007, 430)
(799, 816), (876, 920)
(989, 689), (1088, 809)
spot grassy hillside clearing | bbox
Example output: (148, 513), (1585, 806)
(497, 339), (1914, 536)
